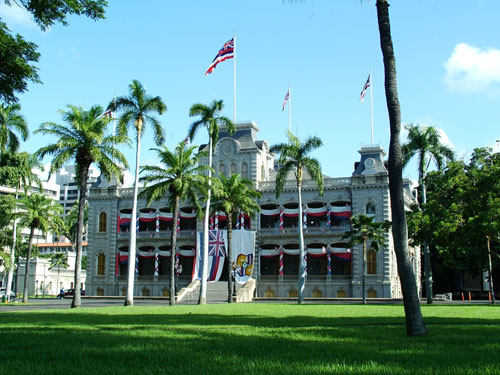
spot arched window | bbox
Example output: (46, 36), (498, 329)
(97, 253), (106, 275)
(230, 162), (237, 175)
(367, 288), (378, 298)
(367, 250), (377, 274)
(366, 202), (376, 216)
(99, 212), (107, 232)
(219, 164), (226, 176)
(241, 162), (249, 178)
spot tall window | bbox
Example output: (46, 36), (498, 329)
(241, 162), (248, 178)
(99, 212), (107, 232)
(366, 202), (376, 216)
(219, 164), (226, 176)
(230, 162), (237, 175)
(97, 253), (106, 275)
(367, 250), (377, 274)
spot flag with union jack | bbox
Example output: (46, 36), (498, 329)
(192, 230), (227, 282)
(205, 38), (234, 75)
(360, 73), (371, 103)
(208, 230), (226, 256)
(282, 88), (290, 111)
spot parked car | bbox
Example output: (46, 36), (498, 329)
(63, 289), (85, 297)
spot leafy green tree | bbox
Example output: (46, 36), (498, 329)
(17, 193), (64, 303)
(49, 252), (68, 295)
(0, 103), (28, 158)
(0, 152), (42, 302)
(110, 80), (166, 306)
(343, 215), (391, 304)
(188, 99), (234, 304)
(35, 104), (129, 308)
(212, 173), (261, 303)
(0, 1), (107, 103)
(140, 141), (210, 305)
(270, 130), (323, 304)
(402, 123), (454, 304)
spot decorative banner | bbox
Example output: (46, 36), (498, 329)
(156, 215), (160, 233)
(279, 209), (284, 230)
(326, 206), (331, 228)
(240, 212), (245, 229)
(176, 216), (180, 233)
(327, 250), (332, 276)
(135, 253), (139, 275)
(236, 211), (240, 230)
(154, 249), (159, 276)
(304, 253), (308, 275)
(192, 230), (227, 282)
(210, 216), (214, 230)
(215, 212), (219, 230)
(232, 230), (256, 284)
(331, 205), (352, 219)
(303, 207), (307, 230)
(279, 251), (284, 276)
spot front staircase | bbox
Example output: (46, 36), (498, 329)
(178, 281), (232, 304)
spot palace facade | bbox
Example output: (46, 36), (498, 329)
(86, 121), (421, 299)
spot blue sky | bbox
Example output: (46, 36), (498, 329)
(1, 0), (500, 181)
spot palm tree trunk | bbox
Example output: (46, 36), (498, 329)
(487, 236), (496, 305)
(362, 240), (367, 305)
(22, 227), (35, 304)
(199, 135), (213, 305)
(227, 211), (233, 303)
(170, 195), (180, 306)
(377, 0), (426, 336)
(6, 188), (19, 302)
(420, 180), (433, 304)
(72, 167), (89, 308)
(297, 181), (306, 304)
(15, 254), (20, 296)
(125, 131), (142, 306)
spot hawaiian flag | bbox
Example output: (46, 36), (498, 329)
(205, 38), (234, 75)
(282, 88), (290, 111)
(193, 230), (227, 282)
(208, 230), (226, 257)
(103, 108), (113, 119)
(360, 73), (371, 103)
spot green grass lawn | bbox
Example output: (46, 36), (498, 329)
(1, 304), (499, 375)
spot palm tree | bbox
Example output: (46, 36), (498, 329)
(110, 80), (166, 306)
(49, 252), (68, 296)
(35, 105), (129, 308)
(64, 202), (89, 247)
(0, 152), (42, 302)
(270, 130), (323, 303)
(402, 123), (454, 304)
(188, 99), (235, 304)
(342, 215), (391, 304)
(0, 103), (28, 159)
(17, 193), (64, 303)
(375, 0), (427, 336)
(212, 173), (261, 303)
(140, 141), (210, 305)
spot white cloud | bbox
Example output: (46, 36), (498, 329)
(0, 3), (36, 28)
(444, 43), (500, 94)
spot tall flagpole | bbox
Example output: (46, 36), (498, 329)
(233, 33), (237, 126)
(288, 84), (292, 133)
(370, 67), (374, 145)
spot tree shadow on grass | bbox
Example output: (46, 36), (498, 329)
(0, 311), (499, 375)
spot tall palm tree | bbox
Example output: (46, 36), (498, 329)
(110, 80), (166, 306)
(140, 141), (210, 305)
(35, 105), (129, 308)
(270, 130), (323, 304)
(342, 215), (391, 304)
(0, 103), (28, 159)
(0, 152), (42, 302)
(188, 99), (234, 304)
(376, 0), (427, 336)
(49, 252), (68, 296)
(17, 193), (64, 303)
(212, 173), (261, 303)
(402, 123), (454, 304)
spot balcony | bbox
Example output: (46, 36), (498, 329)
(259, 225), (350, 236)
(117, 229), (196, 240)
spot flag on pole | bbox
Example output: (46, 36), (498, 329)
(282, 88), (290, 111)
(360, 73), (371, 103)
(183, 136), (190, 147)
(102, 109), (113, 119)
(205, 38), (235, 75)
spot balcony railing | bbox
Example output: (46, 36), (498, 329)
(117, 229), (196, 239)
(259, 225), (350, 235)
(259, 177), (351, 191)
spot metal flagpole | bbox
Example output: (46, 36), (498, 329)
(233, 33), (237, 126)
(112, 92), (117, 137)
(370, 68), (374, 145)
(288, 84), (292, 133)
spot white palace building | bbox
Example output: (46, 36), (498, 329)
(86, 121), (421, 299)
